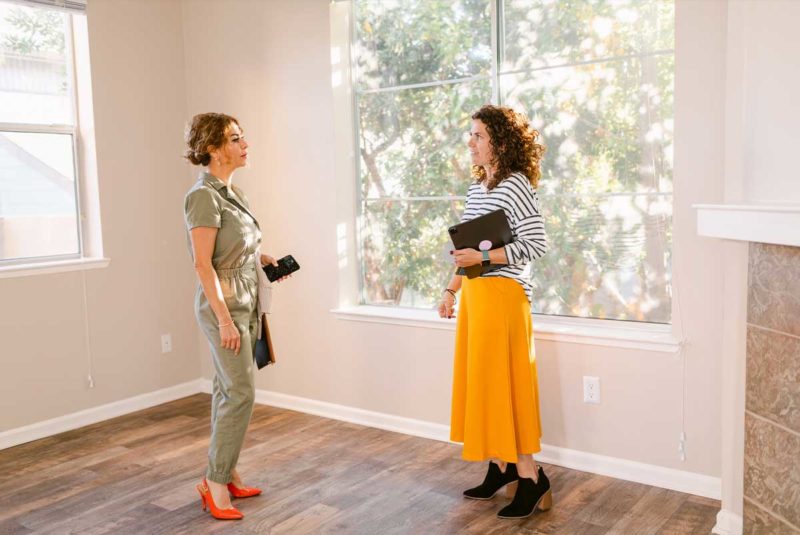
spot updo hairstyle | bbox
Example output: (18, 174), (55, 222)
(184, 112), (240, 166)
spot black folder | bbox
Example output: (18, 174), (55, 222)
(448, 209), (513, 279)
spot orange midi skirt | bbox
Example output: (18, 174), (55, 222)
(450, 276), (542, 463)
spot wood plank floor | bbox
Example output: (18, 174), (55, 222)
(0, 394), (719, 534)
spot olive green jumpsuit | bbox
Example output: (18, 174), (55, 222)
(184, 171), (261, 485)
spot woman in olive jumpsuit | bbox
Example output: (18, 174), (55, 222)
(183, 113), (278, 520)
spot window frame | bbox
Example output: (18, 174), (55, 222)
(0, 0), (106, 275)
(348, 0), (675, 326)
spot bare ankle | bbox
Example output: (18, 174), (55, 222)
(207, 482), (231, 505)
(516, 457), (539, 482)
(492, 460), (508, 473)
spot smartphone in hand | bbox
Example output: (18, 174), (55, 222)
(264, 254), (300, 282)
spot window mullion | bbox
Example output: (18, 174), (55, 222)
(490, 0), (500, 104)
(497, 49), (674, 78)
(349, 0), (367, 306)
(0, 123), (74, 134)
(64, 13), (84, 257)
(65, 10), (79, 130)
(357, 74), (492, 95)
(3, 0), (86, 15)
(364, 196), (466, 202)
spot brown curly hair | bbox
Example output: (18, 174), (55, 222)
(471, 105), (545, 190)
(184, 112), (240, 166)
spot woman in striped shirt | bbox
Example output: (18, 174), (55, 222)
(441, 104), (551, 520)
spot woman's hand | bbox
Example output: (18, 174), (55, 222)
(218, 321), (241, 355)
(261, 253), (291, 283)
(452, 248), (482, 267)
(438, 292), (456, 319)
(260, 254), (278, 268)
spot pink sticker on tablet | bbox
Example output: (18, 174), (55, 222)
(478, 240), (492, 251)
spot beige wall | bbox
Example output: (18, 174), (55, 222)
(736, 0), (800, 204)
(0, 0), (199, 431)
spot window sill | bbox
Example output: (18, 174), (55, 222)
(331, 305), (682, 353)
(0, 257), (110, 279)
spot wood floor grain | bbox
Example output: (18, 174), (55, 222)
(0, 394), (720, 534)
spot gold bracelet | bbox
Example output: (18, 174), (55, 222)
(218, 320), (233, 328)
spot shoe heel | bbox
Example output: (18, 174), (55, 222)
(538, 489), (553, 511)
(505, 480), (518, 498)
(197, 479), (243, 520)
(197, 484), (208, 511)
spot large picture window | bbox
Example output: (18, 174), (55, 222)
(0, 0), (87, 264)
(353, 0), (674, 323)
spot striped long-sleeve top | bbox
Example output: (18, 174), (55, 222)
(460, 172), (547, 302)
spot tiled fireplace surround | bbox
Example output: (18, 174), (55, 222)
(743, 243), (800, 534)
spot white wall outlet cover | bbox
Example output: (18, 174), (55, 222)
(583, 376), (601, 404)
(161, 334), (172, 353)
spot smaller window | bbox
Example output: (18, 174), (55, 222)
(0, 0), (89, 264)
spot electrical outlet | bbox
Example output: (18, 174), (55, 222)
(87, 374), (95, 389)
(583, 376), (600, 404)
(161, 334), (172, 353)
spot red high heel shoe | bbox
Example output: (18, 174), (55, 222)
(227, 481), (263, 499)
(197, 479), (243, 520)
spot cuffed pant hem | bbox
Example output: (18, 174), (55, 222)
(206, 469), (232, 485)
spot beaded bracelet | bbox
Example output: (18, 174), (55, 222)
(443, 288), (457, 301)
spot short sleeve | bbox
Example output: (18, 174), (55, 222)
(184, 188), (221, 229)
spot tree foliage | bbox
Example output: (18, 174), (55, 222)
(354, 0), (674, 322)
(2, 6), (65, 55)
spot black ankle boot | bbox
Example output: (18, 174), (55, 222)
(463, 462), (519, 500)
(497, 466), (552, 519)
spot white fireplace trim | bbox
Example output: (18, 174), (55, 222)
(695, 203), (800, 247)
(712, 508), (743, 535)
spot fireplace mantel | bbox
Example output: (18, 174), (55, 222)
(694, 203), (800, 247)
(696, 203), (800, 535)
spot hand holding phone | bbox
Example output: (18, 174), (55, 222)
(263, 254), (300, 282)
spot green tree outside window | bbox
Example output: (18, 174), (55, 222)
(354, 0), (674, 323)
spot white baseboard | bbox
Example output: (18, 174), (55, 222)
(261, 386), (451, 443)
(536, 443), (721, 500)
(5, 378), (722, 502)
(0, 379), (205, 450)
(204, 381), (721, 500)
(198, 378), (449, 442)
(712, 509), (743, 535)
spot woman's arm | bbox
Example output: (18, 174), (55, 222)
(190, 226), (241, 355)
(503, 181), (547, 264)
(452, 246), (508, 267)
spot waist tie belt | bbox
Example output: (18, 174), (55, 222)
(215, 263), (257, 280)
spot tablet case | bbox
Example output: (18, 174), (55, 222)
(448, 209), (513, 279)
(254, 314), (275, 369)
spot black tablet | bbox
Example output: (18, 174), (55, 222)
(448, 209), (513, 279)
